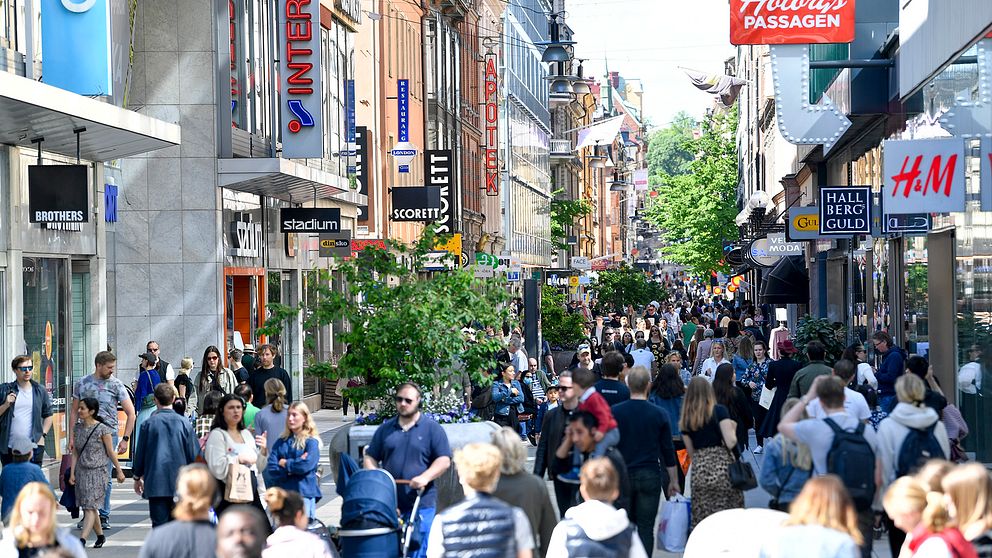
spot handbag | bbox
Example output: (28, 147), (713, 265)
(727, 448), (757, 491)
(225, 463), (254, 503)
(768, 465), (796, 510)
(142, 369), (157, 409)
(759, 385), (776, 409)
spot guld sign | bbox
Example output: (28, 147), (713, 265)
(730, 0), (856, 45)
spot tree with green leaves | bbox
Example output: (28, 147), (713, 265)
(549, 189), (593, 251)
(258, 226), (509, 411)
(646, 111), (696, 182)
(643, 107), (738, 276)
(541, 286), (586, 350)
(591, 264), (667, 315)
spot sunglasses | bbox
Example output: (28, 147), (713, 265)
(17, 366), (32, 372)
(394, 396), (415, 405)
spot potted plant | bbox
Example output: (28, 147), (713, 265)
(793, 315), (847, 365)
(590, 263), (668, 318)
(541, 285), (586, 372)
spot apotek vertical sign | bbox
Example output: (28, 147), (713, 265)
(730, 0), (856, 45)
(279, 0), (323, 158)
(484, 53), (499, 196)
(426, 150), (455, 233)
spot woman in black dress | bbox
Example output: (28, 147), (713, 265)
(759, 340), (803, 440)
(713, 363), (753, 453)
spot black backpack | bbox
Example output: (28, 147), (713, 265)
(824, 418), (877, 510)
(896, 423), (946, 477)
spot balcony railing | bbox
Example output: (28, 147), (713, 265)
(550, 138), (574, 159)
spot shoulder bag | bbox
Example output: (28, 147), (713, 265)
(219, 430), (255, 503)
(726, 447), (757, 491)
(141, 370), (157, 409)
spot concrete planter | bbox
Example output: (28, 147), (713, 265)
(330, 420), (502, 510)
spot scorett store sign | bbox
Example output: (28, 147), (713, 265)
(426, 150), (455, 233)
(279, 0), (323, 158)
(279, 208), (341, 233)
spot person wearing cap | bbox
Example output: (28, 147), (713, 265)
(0, 435), (49, 522)
(0, 355), (54, 466)
(568, 344), (599, 376)
(758, 339), (803, 441)
(133, 352), (164, 465)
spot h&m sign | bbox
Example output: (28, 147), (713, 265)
(882, 138), (966, 215)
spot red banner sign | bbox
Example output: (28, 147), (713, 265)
(351, 239), (386, 254)
(483, 53), (499, 197)
(730, 0), (856, 45)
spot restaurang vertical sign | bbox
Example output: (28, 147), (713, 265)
(730, 0), (856, 45)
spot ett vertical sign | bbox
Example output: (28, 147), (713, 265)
(818, 186), (871, 235)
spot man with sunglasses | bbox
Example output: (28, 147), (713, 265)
(0, 356), (53, 466)
(364, 382), (451, 558)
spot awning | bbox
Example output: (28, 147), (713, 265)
(218, 157), (362, 204)
(576, 116), (624, 149)
(0, 71), (180, 161)
(759, 255), (809, 304)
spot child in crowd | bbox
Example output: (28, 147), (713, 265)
(0, 437), (49, 522)
(558, 368), (619, 483)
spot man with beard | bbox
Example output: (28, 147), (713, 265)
(216, 506), (268, 558)
(364, 383), (452, 558)
(534, 370), (578, 518)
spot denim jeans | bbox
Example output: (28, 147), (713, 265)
(628, 468), (663, 553)
(100, 432), (119, 520)
(879, 394), (897, 415)
(304, 497), (317, 520)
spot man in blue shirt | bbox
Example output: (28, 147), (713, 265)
(364, 383), (452, 558)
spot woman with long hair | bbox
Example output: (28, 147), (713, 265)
(759, 475), (862, 557)
(732, 335), (755, 383)
(0, 483), (86, 557)
(842, 342), (878, 390)
(724, 320), (742, 359)
(70, 397), (125, 548)
(883, 476), (977, 558)
(621, 331), (635, 354)
(267, 402), (322, 520)
(205, 393), (266, 514)
(649, 325), (669, 364)
(139, 464), (218, 558)
(713, 363), (753, 453)
(742, 339), (773, 452)
(253, 378), (289, 454)
(195, 346), (237, 413)
(263, 488), (338, 557)
(688, 328), (705, 373)
(492, 363), (524, 431)
(759, 341), (803, 441)
(700, 340), (730, 381)
(758, 398), (813, 511)
(943, 463), (992, 555)
(175, 356), (197, 416)
(679, 377), (743, 529)
(650, 363), (688, 490)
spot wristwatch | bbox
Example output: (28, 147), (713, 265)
(122, 436), (130, 442)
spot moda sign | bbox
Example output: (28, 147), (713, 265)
(484, 53), (499, 196)
(279, 0), (323, 158)
(730, 0), (855, 45)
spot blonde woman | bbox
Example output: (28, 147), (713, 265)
(0, 482), (86, 557)
(267, 402), (321, 520)
(943, 463), (992, 554)
(882, 476), (975, 557)
(491, 427), (557, 558)
(139, 464), (218, 558)
(679, 376), (742, 529)
(253, 378), (289, 455)
(175, 356), (197, 416)
(759, 475), (861, 558)
(758, 398), (813, 511)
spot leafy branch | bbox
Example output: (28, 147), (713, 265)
(549, 189), (592, 251)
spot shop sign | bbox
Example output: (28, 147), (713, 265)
(506, 270), (521, 282)
(476, 252), (498, 267)
(484, 53), (499, 196)
(426, 150), (455, 233)
(433, 233), (462, 258)
(390, 187), (441, 222)
(882, 138), (966, 215)
(633, 169), (649, 191)
(882, 213), (931, 236)
(345, 79), (356, 160)
(41, 0), (113, 95)
(279, 208), (341, 233)
(355, 126), (369, 222)
(767, 233), (803, 256)
(571, 256), (591, 270)
(747, 237), (781, 267)
(279, 0), (323, 159)
(392, 79), (417, 173)
(545, 270), (576, 287)
(730, 0), (856, 45)
(104, 183), (118, 223)
(474, 267), (495, 279)
(29, 165), (89, 223)
(318, 231), (352, 258)
(786, 206), (821, 240)
(818, 186), (870, 235)
(351, 238), (386, 255)
(231, 212), (262, 258)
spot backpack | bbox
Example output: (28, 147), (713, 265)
(896, 423), (946, 477)
(824, 418), (876, 509)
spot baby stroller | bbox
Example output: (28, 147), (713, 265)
(337, 469), (424, 558)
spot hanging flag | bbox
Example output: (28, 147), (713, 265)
(576, 116), (625, 150)
(682, 68), (749, 107)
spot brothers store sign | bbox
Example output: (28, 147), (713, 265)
(29, 165), (89, 223)
(730, 0), (856, 45)
(819, 186), (870, 235)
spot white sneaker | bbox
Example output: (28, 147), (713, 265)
(753, 445), (763, 454)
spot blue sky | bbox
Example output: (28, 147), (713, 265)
(565, 0), (735, 129)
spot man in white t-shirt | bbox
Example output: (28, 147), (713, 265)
(805, 359), (871, 423)
(0, 355), (53, 466)
(629, 339), (655, 371)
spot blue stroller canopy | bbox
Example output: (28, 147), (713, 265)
(341, 469), (400, 530)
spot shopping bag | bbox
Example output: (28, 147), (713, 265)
(677, 448), (691, 476)
(759, 385), (776, 409)
(225, 463), (254, 503)
(684, 465), (692, 499)
(657, 495), (690, 552)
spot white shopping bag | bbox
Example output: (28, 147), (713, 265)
(657, 494), (691, 552)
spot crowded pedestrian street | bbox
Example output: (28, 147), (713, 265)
(0, 0), (991, 557)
